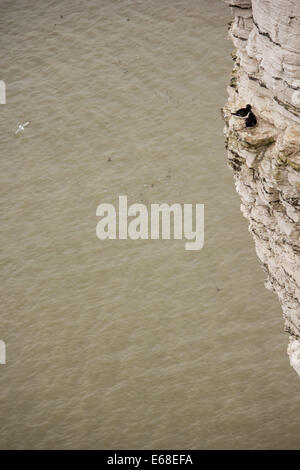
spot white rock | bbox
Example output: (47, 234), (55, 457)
(224, 0), (300, 376)
(288, 338), (300, 377)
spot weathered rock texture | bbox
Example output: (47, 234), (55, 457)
(223, 0), (300, 375)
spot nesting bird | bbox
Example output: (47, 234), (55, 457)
(245, 111), (257, 128)
(231, 104), (252, 118)
(231, 104), (257, 128)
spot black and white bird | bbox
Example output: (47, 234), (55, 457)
(231, 104), (252, 118)
(245, 111), (257, 128)
(15, 121), (30, 134)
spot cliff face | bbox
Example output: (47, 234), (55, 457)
(223, 0), (300, 375)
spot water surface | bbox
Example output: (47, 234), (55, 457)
(0, 0), (299, 450)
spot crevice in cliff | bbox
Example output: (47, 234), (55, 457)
(252, 19), (281, 47)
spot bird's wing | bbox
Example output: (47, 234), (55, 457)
(23, 122), (30, 127)
(15, 127), (20, 134)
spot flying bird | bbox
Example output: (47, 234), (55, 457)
(245, 111), (257, 128)
(15, 122), (30, 134)
(231, 104), (252, 118)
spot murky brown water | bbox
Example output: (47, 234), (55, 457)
(0, 0), (299, 450)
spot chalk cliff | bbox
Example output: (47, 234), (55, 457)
(222, 0), (300, 375)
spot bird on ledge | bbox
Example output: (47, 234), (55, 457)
(231, 104), (252, 118)
(245, 110), (257, 128)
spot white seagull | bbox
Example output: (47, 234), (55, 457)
(15, 121), (30, 134)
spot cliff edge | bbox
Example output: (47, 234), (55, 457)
(222, 0), (300, 375)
